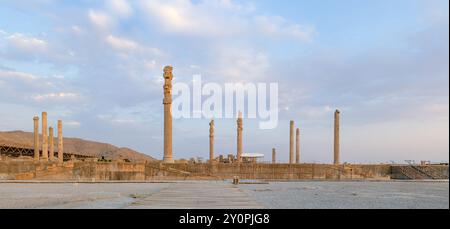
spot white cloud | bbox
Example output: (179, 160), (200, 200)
(208, 45), (269, 80)
(0, 69), (38, 82)
(5, 33), (48, 53)
(71, 25), (83, 34)
(107, 0), (133, 18)
(64, 121), (81, 127)
(214, 0), (255, 12)
(88, 9), (113, 29)
(254, 16), (316, 42)
(31, 92), (81, 102)
(139, 0), (248, 37)
(112, 119), (136, 124)
(143, 59), (157, 70)
(0, 69), (57, 92)
(104, 35), (164, 64)
(138, 0), (315, 41)
(106, 35), (138, 51)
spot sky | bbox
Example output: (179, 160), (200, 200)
(0, 0), (448, 163)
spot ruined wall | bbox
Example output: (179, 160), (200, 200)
(1, 160), (447, 181)
(0, 160), (73, 180)
(72, 162), (146, 181)
(0, 161), (145, 181)
(390, 165), (449, 180)
(166, 163), (392, 180)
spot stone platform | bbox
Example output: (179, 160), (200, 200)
(0, 181), (447, 209)
(0, 160), (448, 181)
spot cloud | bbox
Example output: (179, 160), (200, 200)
(5, 33), (47, 51)
(64, 121), (81, 127)
(138, 0), (314, 41)
(107, 0), (133, 18)
(0, 30), (76, 63)
(31, 92), (81, 102)
(0, 69), (83, 109)
(206, 45), (269, 81)
(88, 9), (114, 29)
(254, 16), (315, 42)
(106, 35), (138, 51)
(139, 0), (244, 37)
(0, 69), (38, 82)
(71, 25), (83, 34)
(0, 69), (54, 91)
(2, 33), (48, 59)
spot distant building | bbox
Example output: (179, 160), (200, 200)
(241, 153), (264, 164)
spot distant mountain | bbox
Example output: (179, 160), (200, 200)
(0, 131), (156, 162)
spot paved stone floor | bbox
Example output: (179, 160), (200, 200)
(0, 181), (448, 209)
(127, 182), (263, 209)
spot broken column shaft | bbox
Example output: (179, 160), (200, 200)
(58, 120), (63, 163)
(334, 110), (340, 165)
(49, 127), (54, 161)
(41, 112), (48, 161)
(289, 121), (294, 164)
(237, 112), (243, 163)
(272, 148), (276, 164)
(33, 116), (39, 161)
(296, 128), (300, 164)
(209, 119), (215, 163)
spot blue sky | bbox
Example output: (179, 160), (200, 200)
(0, 0), (448, 163)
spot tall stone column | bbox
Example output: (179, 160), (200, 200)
(209, 119), (215, 163)
(296, 128), (300, 164)
(49, 127), (54, 161)
(272, 148), (276, 164)
(41, 112), (48, 161)
(163, 66), (174, 163)
(33, 116), (39, 161)
(334, 110), (340, 165)
(289, 120), (294, 164)
(58, 120), (63, 163)
(237, 112), (243, 163)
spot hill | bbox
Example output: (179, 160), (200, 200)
(0, 130), (156, 162)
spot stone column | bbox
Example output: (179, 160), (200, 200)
(334, 110), (340, 165)
(41, 112), (48, 161)
(58, 120), (63, 163)
(237, 112), (243, 163)
(163, 66), (174, 163)
(289, 120), (294, 164)
(296, 128), (300, 164)
(209, 119), (215, 163)
(33, 116), (39, 161)
(272, 148), (276, 164)
(49, 127), (54, 161)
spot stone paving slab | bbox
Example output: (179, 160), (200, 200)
(126, 182), (264, 209)
(0, 181), (447, 209)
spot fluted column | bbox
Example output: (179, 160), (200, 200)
(49, 127), (54, 161)
(33, 116), (39, 161)
(209, 119), (215, 163)
(58, 120), (63, 163)
(334, 110), (340, 165)
(163, 66), (174, 163)
(237, 112), (243, 163)
(41, 112), (48, 161)
(296, 128), (300, 164)
(272, 148), (276, 164)
(289, 120), (294, 164)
